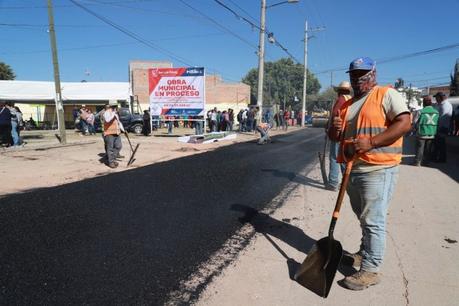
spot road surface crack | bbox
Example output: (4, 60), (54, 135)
(388, 231), (410, 306)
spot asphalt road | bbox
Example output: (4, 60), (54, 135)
(0, 128), (324, 305)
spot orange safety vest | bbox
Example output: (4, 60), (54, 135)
(337, 86), (403, 165)
(103, 110), (121, 136)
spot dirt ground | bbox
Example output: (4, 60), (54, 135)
(0, 127), (299, 196)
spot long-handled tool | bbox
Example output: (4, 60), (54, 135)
(318, 134), (329, 185)
(294, 157), (354, 298)
(124, 131), (140, 166)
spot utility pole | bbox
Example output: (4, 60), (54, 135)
(47, 0), (66, 144)
(301, 20), (308, 127)
(257, 0), (266, 117)
(257, 1), (298, 119)
(301, 21), (325, 127)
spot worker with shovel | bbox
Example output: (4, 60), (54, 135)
(334, 57), (411, 290)
(325, 81), (352, 191)
(103, 100), (125, 169)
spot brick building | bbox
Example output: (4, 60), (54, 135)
(427, 84), (450, 97)
(129, 60), (251, 113)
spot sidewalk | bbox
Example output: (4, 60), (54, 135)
(195, 155), (459, 305)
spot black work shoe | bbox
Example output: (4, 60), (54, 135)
(107, 162), (118, 169)
(340, 270), (380, 291)
(342, 251), (362, 268)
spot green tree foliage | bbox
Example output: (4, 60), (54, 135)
(242, 58), (320, 110)
(0, 62), (16, 80)
(308, 87), (338, 112)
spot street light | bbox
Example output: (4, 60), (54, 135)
(267, 0), (299, 8)
(257, 0), (299, 118)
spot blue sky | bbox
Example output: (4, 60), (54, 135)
(1, 0), (459, 91)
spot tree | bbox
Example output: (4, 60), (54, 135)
(242, 58), (320, 110)
(304, 87), (338, 113)
(0, 62), (16, 80)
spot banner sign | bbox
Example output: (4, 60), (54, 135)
(149, 67), (205, 116)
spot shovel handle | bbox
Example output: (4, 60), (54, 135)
(328, 159), (354, 238)
(124, 131), (134, 152)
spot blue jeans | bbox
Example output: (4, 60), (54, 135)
(11, 121), (20, 146)
(328, 140), (341, 188)
(346, 166), (399, 272)
(80, 120), (88, 134)
(105, 134), (122, 164)
(256, 126), (269, 144)
(195, 121), (203, 135)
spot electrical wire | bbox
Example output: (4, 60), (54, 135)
(1, 33), (227, 55)
(314, 42), (459, 75)
(0, 0), (156, 9)
(82, 0), (209, 21)
(67, 0), (242, 82)
(177, 0), (257, 50)
(212, 0), (301, 63)
(0, 22), (105, 28)
(226, 0), (259, 24)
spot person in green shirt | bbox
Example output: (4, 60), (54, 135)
(414, 96), (439, 166)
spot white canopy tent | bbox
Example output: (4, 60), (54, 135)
(0, 80), (130, 103)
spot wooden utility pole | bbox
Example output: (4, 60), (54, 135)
(47, 0), (67, 144)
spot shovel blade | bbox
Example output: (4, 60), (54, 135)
(294, 237), (343, 298)
(127, 143), (140, 166)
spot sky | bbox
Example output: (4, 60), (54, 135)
(1, 0), (459, 92)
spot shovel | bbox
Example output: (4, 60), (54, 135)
(124, 131), (140, 166)
(294, 157), (354, 298)
(318, 134), (329, 185)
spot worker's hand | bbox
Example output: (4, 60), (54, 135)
(332, 116), (343, 131)
(353, 138), (373, 154)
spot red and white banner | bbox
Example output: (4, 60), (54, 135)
(148, 67), (205, 116)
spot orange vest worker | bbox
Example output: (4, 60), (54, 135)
(337, 86), (403, 165)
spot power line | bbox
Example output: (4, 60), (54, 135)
(212, 0), (301, 63)
(0, 23), (105, 28)
(213, 0), (262, 31)
(82, 0), (210, 21)
(405, 76), (450, 83)
(1, 33), (226, 55)
(226, 0), (259, 23)
(378, 43), (459, 64)
(314, 42), (459, 75)
(177, 0), (258, 50)
(69, 0), (193, 66)
(380, 70), (452, 79)
(67, 0), (241, 82)
(0, 0), (155, 9)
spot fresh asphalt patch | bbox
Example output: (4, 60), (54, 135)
(0, 129), (323, 304)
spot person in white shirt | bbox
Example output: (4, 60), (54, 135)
(103, 101), (125, 168)
(433, 92), (452, 162)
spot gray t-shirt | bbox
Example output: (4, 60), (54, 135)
(343, 87), (409, 172)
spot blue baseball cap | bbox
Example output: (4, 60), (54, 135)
(346, 57), (376, 73)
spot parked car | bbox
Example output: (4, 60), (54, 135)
(117, 107), (144, 134)
(89, 107), (144, 134)
(311, 116), (329, 128)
